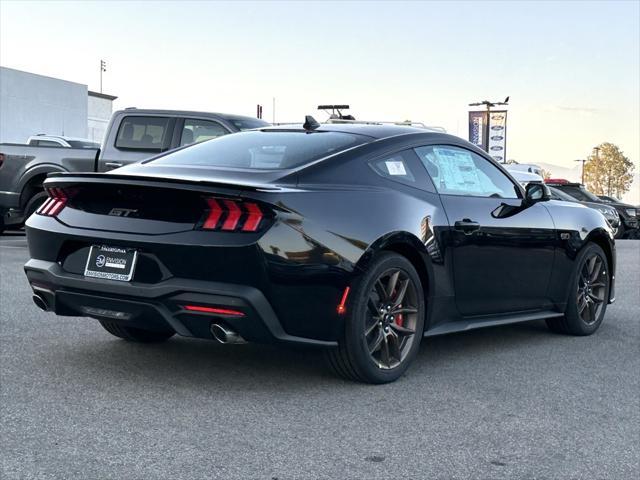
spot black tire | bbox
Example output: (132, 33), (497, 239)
(23, 191), (49, 223)
(325, 252), (425, 384)
(98, 320), (175, 343)
(613, 222), (625, 240)
(546, 243), (610, 335)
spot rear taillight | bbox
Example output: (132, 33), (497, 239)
(0, 153), (5, 169)
(36, 187), (68, 217)
(199, 198), (267, 232)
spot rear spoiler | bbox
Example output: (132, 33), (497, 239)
(44, 171), (285, 193)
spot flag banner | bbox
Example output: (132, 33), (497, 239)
(487, 110), (507, 162)
(468, 111), (488, 151)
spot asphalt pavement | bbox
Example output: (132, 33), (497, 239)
(1, 232), (639, 479)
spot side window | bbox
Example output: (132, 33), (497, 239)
(115, 116), (171, 152)
(414, 145), (520, 199)
(180, 119), (229, 147)
(369, 151), (416, 187)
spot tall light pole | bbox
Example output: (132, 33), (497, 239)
(468, 96), (510, 112)
(100, 60), (107, 93)
(592, 146), (610, 195)
(575, 159), (586, 184)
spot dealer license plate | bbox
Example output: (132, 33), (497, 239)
(84, 245), (138, 282)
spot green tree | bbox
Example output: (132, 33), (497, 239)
(583, 143), (635, 198)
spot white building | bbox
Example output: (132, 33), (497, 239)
(87, 90), (118, 142)
(0, 66), (116, 144)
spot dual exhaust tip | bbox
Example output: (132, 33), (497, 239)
(33, 292), (246, 345)
(210, 323), (246, 344)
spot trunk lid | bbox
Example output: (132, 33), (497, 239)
(43, 171), (283, 235)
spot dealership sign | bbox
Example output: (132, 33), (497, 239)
(468, 110), (507, 162)
(487, 111), (507, 162)
(468, 111), (487, 150)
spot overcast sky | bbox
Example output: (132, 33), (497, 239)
(1, 0), (639, 201)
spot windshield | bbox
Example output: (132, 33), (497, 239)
(549, 187), (577, 202)
(561, 185), (602, 202)
(149, 130), (368, 170)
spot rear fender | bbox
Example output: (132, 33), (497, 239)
(354, 231), (433, 298)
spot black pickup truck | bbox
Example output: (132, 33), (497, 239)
(0, 109), (268, 233)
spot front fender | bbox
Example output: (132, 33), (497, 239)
(544, 201), (616, 306)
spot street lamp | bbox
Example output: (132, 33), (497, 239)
(575, 159), (586, 184)
(468, 96), (510, 114)
(100, 60), (107, 93)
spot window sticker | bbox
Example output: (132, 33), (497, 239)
(385, 160), (407, 176)
(432, 147), (483, 193)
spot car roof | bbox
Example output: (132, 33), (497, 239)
(30, 135), (97, 142)
(114, 109), (264, 122)
(261, 122), (431, 140)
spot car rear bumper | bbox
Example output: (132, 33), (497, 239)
(24, 259), (337, 348)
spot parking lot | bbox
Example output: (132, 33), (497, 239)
(1, 232), (638, 479)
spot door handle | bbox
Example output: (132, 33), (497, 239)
(454, 219), (481, 234)
(105, 162), (123, 169)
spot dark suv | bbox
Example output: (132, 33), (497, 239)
(598, 195), (639, 238)
(545, 180), (638, 239)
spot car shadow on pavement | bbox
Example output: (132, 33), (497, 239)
(47, 319), (561, 389)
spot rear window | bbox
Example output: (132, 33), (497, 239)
(33, 140), (62, 147)
(66, 140), (100, 149)
(225, 117), (270, 131)
(149, 131), (367, 170)
(115, 116), (171, 152)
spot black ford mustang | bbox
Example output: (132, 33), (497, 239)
(24, 120), (615, 383)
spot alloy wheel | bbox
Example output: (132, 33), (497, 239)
(364, 268), (419, 369)
(576, 253), (607, 325)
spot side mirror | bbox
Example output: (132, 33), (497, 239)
(525, 182), (551, 204)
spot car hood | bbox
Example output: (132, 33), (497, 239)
(606, 201), (635, 209)
(583, 201), (615, 212)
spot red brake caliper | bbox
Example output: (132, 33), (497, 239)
(396, 304), (404, 327)
(391, 286), (404, 327)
